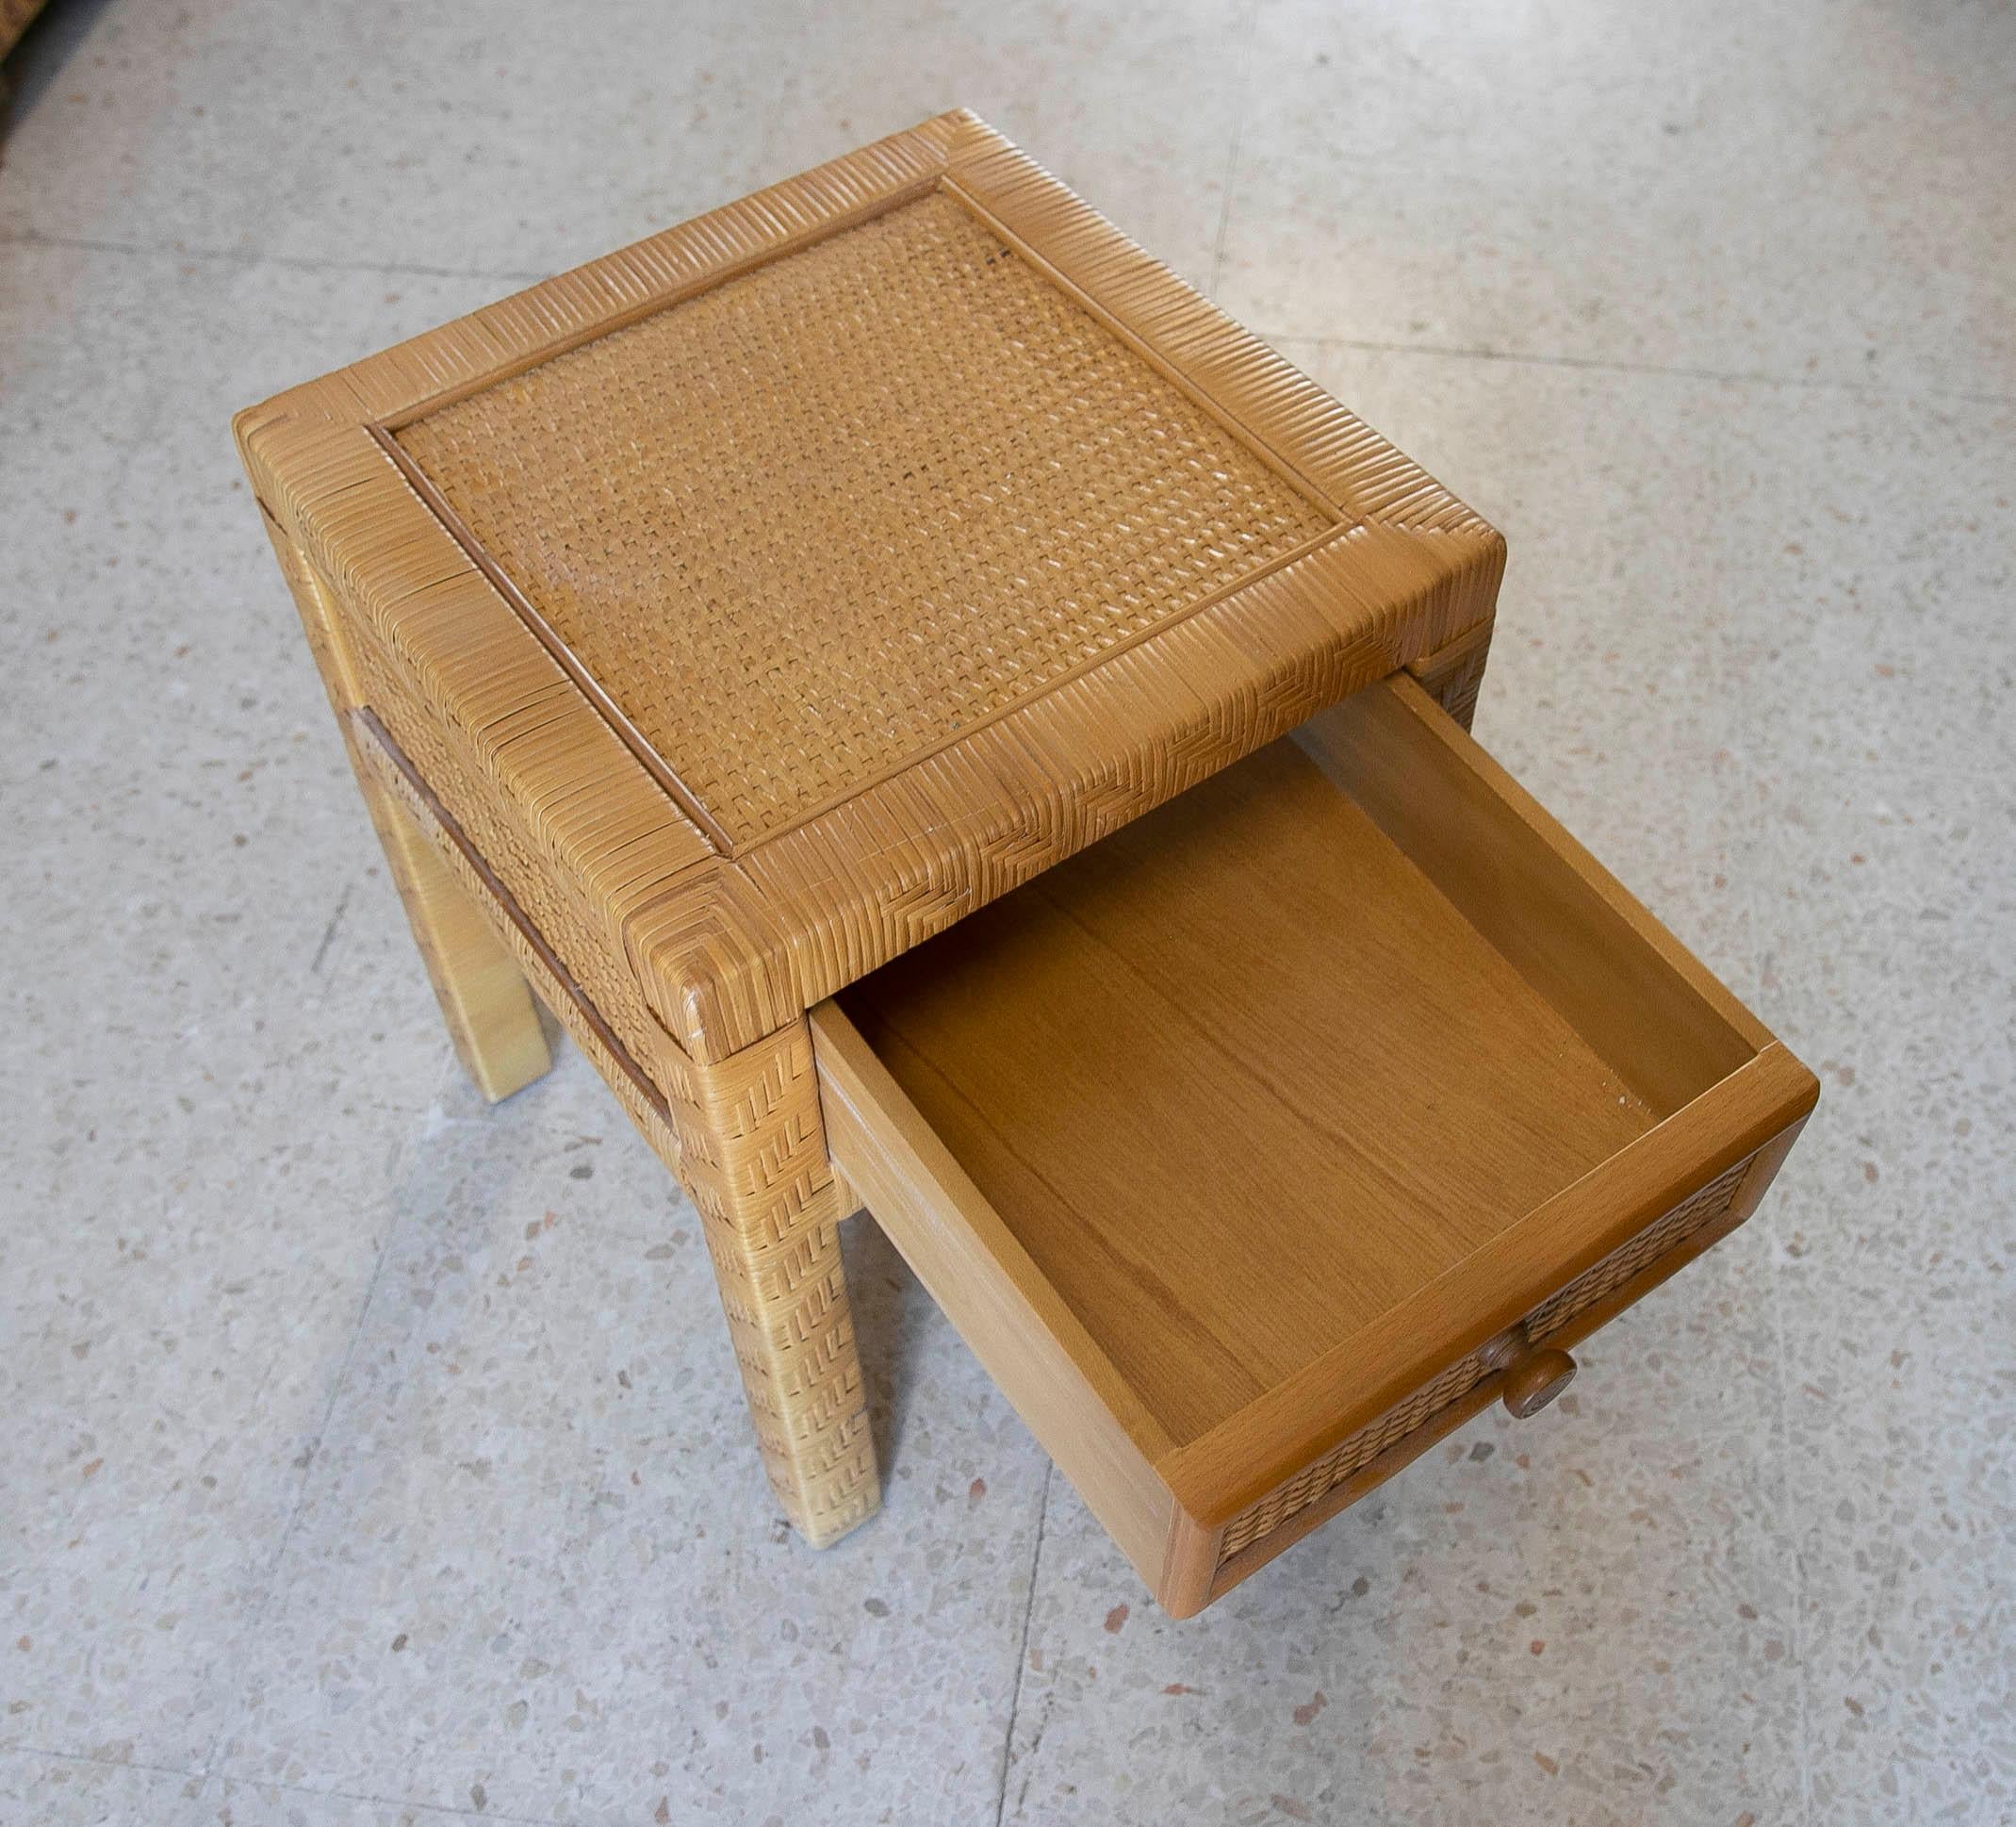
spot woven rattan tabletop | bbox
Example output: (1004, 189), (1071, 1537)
(396, 189), (1340, 848)
(237, 109), (1503, 1062)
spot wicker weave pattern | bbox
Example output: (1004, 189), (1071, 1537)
(398, 192), (1335, 847)
(270, 505), (677, 1079)
(654, 1014), (879, 1544)
(1218, 1350), (1490, 1561)
(1216, 1153), (1759, 1565)
(237, 111), (1504, 1062)
(1407, 617), (1495, 732)
(351, 617), (673, 1079)
(1525, 1156), (1751, 1343)
(265, 498), (876, 1547)
(353, 719), (879, 1547)
(258, 506), (362, 715)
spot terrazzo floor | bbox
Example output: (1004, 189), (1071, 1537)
(3, 2), (2010, 1822)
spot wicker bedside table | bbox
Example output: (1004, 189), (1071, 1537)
(237, 111), (1815, 1617)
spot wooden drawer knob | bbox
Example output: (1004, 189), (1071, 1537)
(1500, 1347), (1576, 1418)
(1480, 1325), (1578, 1418)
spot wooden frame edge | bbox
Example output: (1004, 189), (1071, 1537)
(1376, 672), (1778, 1051)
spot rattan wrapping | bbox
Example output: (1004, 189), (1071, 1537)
(1216, 1153), (1759, 1565)
(1406, 616), (1494, 732)
(1219, 1349), (1492, 1562)
(263, 505), (876, 1545)
(1524, 1156), (1751, 1343)
(236, 109), (1505, 1062)
(351, 617), (674, 1078)
(239, 110), (1515, 1557)
(354, 721), (879, 1546)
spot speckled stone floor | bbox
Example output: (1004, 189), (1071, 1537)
(2, 3), (2010, 1823)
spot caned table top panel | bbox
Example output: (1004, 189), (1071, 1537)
(237, 110), (1504, 1062)
(395, 191), (1336, 848)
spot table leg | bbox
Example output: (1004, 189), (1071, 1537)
(346, 702), (879, 1546)
(257, 510), (876, 1545)
(256, 508), (550, 1101)
(665, 1020), (882, 1546)
(351, 758), (552, 1101)
(1405, 617), (1496, 732)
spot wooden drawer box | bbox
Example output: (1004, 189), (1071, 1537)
(812, 674), (1815, 1615)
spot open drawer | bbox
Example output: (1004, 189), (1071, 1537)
(811, 675), (1816, 1616)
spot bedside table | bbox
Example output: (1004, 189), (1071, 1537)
(236, 110), (1815, 1617)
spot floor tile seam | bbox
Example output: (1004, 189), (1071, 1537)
(2, 226), (551, 288)
(1255, 327), (2016, 409)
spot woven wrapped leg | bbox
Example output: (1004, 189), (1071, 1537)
(1405, 617), (1495, 732)
(657, 1025), (880, 1545)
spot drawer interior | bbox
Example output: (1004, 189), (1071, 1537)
(813, 675), (1814, 1612)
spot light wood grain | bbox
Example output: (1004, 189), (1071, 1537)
(823, 677), (1817, 1613)
(1295, 675), (1767, 1113)
(839, 735), (1660, 1444)
(814, 1004), (1174, 1587)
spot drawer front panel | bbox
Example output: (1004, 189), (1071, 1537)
(1215, 1151), (1757, 1569)
(1219, 1349), (1491, 1562)
(1526, 1156), (1751, 1344)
